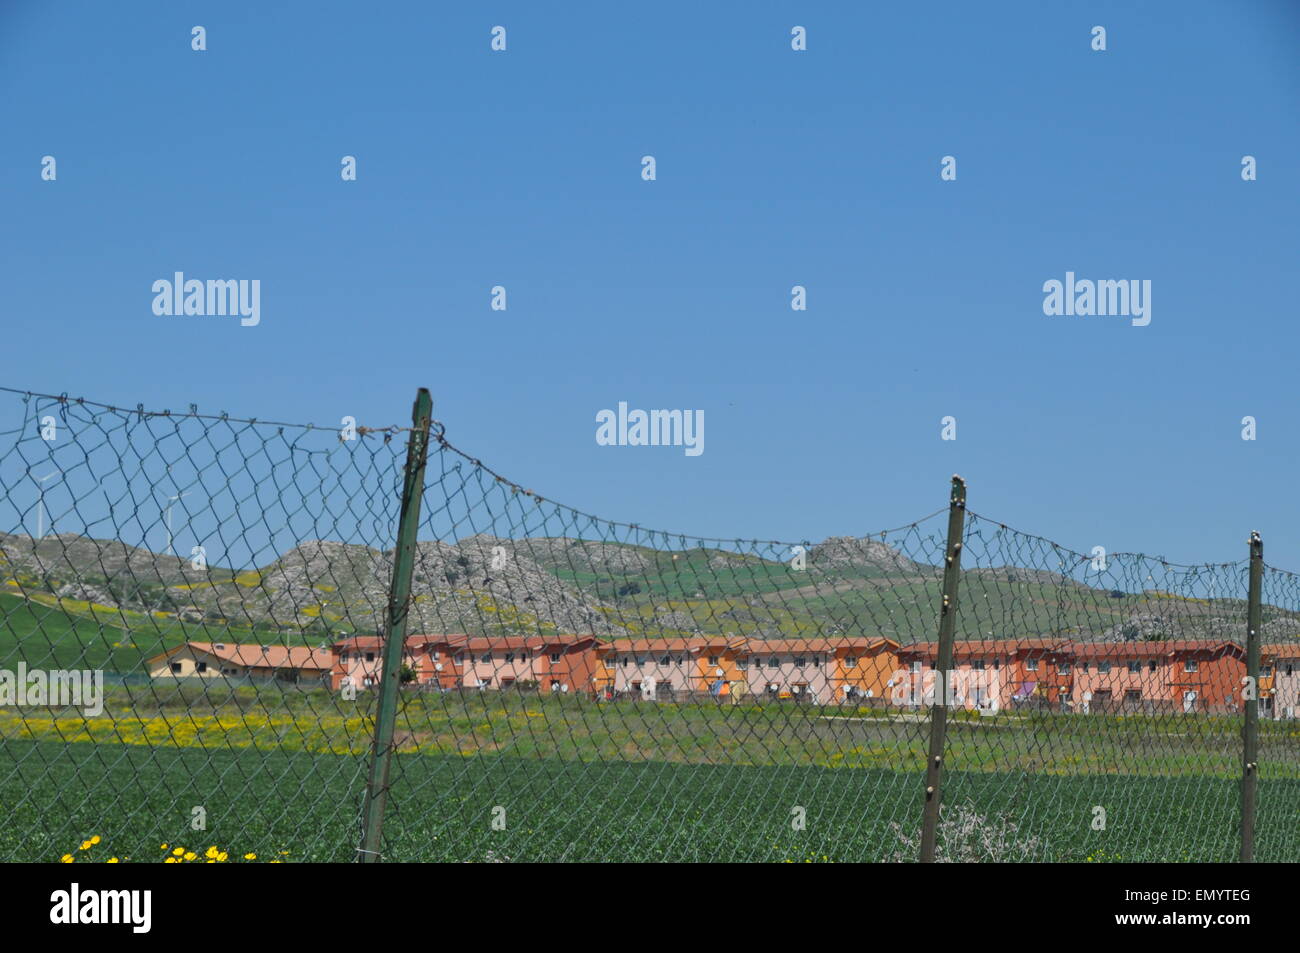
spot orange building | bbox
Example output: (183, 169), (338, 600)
(532, 635), (604, 694)
(411, 635), (465, 689)
(1068, 640), (1245, 713)
(828, 637), (901, 703)
(1161, 641), (1245, 713)
(440, 634), (603, 693)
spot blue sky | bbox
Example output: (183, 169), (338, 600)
(2, 1), (1299, 568)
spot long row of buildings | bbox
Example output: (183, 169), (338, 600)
(148, 634), (1300, 717)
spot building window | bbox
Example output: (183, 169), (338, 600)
(845, 657), (858, 669)
(480, 653), (491, 663)
(504, 653), (515, 663)
(196, 661), (208, 673)
(551, 652), (562, 663)
(659, 656), (671, 666)
(812, 657), (821, 668)
(1149, 661), (1157, 672)
(708, 656), (718, 665)
(768, 657), (778, 669)
(910, 661), (922, 673)
(970, 660), (985, 671)
(1097, 661), (1112, 674)
(365, 652), (375, 662)
(1183, 660), (1198, 673)
(170, 662), (182, 674)
(795, 657), (806, 667)
(1260, 665), (1272, 677)
(1057, 662), (1070, 675)
(1127, 661), (1140, 674)
(1025, 658), (1039, 672)
(1125, 689), (1142, 702)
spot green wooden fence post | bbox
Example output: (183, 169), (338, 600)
(1240, 530), (1262, 862)
(358, 388), (433, 862)
(919, 475), (967, 862)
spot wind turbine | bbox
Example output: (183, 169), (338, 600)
(163, 491), (191, 557)
(29, 470), (57, 540)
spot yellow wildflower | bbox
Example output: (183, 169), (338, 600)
(60, 854), (74, 863)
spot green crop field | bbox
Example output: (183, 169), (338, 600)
(4, 737), (1298, 863)
(3, 686), (1298, 862)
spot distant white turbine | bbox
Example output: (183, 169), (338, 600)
(163, 491), (191, 556)
(31, 470), (57, 540)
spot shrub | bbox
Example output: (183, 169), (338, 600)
(887, 800), (1041, 862)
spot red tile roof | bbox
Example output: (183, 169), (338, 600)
(165, 642), (333, 671)
(900, 639), (1068, 658)
(744, 637), (897, 654)
(602, 637), (745, 654)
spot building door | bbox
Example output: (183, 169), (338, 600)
(1183, 690), (1197, 713)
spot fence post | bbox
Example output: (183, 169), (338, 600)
(358, 388), (433, 863)
(1240, 530), (1262, 862)
(919, 474), (967, 862)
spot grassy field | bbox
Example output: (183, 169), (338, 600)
(4, 738), (1298, 863)
(0, 589), (319, 673)
(2, 687), (1297, 862)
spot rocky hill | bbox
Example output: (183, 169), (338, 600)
(2, 530), (1297, 646)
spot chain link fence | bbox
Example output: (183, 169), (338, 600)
(0, 387), (1295, 862)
